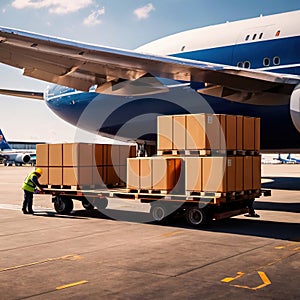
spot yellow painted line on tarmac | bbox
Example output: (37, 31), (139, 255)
(225, 271), (271, 291)
(221, 272), (244, 283)
(56, 280), (88, 290)
(0, 254), (82, 272)
(275, 242), (299, 250)
(274, 246), (285, 249)
(253, 271), (271, 290)
(158, 230), (182, 238)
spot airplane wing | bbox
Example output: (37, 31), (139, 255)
(0, 88), (44, 100)
(0, 26), (299, 102)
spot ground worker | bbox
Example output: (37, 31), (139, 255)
(22, 168), (44, 214)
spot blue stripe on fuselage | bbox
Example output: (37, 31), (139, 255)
(172, 36), (300, 74)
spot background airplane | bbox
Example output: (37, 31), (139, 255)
(276, 154), (296, 164)
(0, 10), (299, 152)
(0, 129), (36, 166)
(287, 153), (300, 163)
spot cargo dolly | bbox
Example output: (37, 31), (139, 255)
(43, 186), (271, 227)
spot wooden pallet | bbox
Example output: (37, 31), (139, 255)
(157, 149), (260, 157)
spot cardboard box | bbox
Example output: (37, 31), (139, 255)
(63, 167), (78, 186)
(202, 157), (226, 192)
(140, 158), (152, 190)
(36, 144), (49, 166)
(226, 157), (236, 192)
(255, 118), (261, 151)
(118, 165), (127, 187)
(253, 155), (261, 190)
(119, 145), (136, 165)
(63, 143), (93, 166)
(218, 114), (227, 150)
(38, 166), (49, 185)
(243, 156), (253, 190)
(106, 166), (119, 186)
(94, 144), (105, 166)
(226, 115), (237, 150)
(236, 116), (243, 150)
(186, 114), (221, 150)
(93, 166), (106, 187)
(235, 156), (244, 191)
(173, 115), (186, 150)
(63, 167), (93, 186)
(127, 158), (140, 189)
(243, 117), (255, 150)
(49, 144), (63, 166)
(49, 167), (63, 185)
(185, 157), (202, 192)
(157, 115), (173, 150)
(152, 157), (181, 191)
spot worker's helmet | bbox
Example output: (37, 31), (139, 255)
(35, 168), (43, 175)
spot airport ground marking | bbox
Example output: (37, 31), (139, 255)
(230, 271), (271, 290)
(221, 272), (245, 283)
(0, 254), (82, 272)
(56, 280), (88, 290)
(275, 242), (299, 250)
(158, 230), (182, 238)
(222, 271), (271, 290)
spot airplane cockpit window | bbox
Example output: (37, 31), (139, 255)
(252, 34), (257, 40)
(46, 85), (76, 99)
(181, 45), (186, 51)
(259, 33), (263, 39)
(245, 35), (250, 41)
(275, 30), (281, 37)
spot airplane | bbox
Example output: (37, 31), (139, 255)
(0, 129), (36, 166)
(0, 10), (300, 153)
(276, 153), (296, 164)
(287, 153), (300, 163)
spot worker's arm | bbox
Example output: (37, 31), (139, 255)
(31, 175), (44, 192)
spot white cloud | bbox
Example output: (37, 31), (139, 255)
(83, 7), (105, 26)
(11, 0), (93, 15)
(134, 3), (154, 20)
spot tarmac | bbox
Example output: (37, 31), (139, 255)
(0, 164), (299, 299)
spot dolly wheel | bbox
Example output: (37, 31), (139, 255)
(150, 203), (172, 223)
(186, 206), (210, 227)
(54, 196), (73, 214)
(82, 200), (94, 210)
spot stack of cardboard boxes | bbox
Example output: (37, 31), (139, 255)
(127, 113), (261, 194)
(36, 143), (135, 188)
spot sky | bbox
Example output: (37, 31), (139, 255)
(0, 0), (299, 142)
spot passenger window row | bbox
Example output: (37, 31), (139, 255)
(237, 56), (280, 69)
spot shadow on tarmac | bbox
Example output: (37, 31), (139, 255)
(35, 208), (300, 242)
(262, 176), (300, 190)
(254, 201), (300, 213)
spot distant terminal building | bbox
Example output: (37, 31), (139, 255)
(7, 141), (44, 150)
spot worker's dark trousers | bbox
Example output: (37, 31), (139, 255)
(22, 190), (34, 212)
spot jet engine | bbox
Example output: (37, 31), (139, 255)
(290, 84), (300, 133)
(15, 154), (31, 164)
